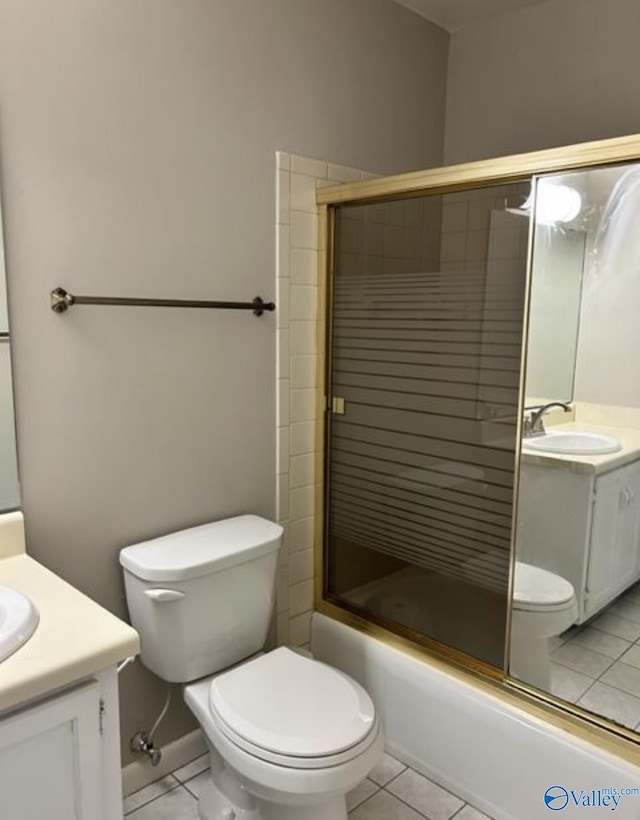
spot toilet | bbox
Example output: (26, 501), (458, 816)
(510, 561), (578, 690)
(120, 515), (383, 820)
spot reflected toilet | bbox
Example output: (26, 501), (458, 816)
(510, 562), (578, 690)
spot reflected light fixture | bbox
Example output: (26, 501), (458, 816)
(506, 180), (582, 226)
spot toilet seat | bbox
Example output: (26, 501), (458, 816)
(513, 562), (575, 613)
(207, 647), (378, 769)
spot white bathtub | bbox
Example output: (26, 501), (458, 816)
(311, 612), (640, 820)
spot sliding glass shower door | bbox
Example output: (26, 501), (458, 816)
(325, 184), (531, 669)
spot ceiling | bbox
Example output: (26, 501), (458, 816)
(394, 0), (548, 32)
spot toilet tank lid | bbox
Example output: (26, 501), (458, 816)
(119, 515), (283, 582)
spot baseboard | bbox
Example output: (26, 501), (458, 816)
(121, 728), (207, 796)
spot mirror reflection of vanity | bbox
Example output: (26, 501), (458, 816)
(513, 162), (640, 733)
(0, 193), (20, 512)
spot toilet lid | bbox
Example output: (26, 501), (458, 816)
(514, 562), (575, 609)
(209, 647), (375, 757)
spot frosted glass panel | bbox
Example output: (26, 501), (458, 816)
(326, 183), (530, 668)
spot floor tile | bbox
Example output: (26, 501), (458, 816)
(578, 681), (640, 730)
(386, 768), (464, 820)
(126, 784), (198, 819)
(368, 752), (407, 786)
(172, 753), (209, 783)
(551, 642), (614, 678)
(608, 598), (640, 625)
(347, 778), (380, 811)
(590, 613), (640, 642)
(182, 770), (210, 799)
(349, 789), (425, 819)
(567, 626), (631, 659)
(124, 775), (180, 814)
(453, 806), (492, 820)
(549, 663), (593, 702)
(619, 644), (640, 669)
(600, 661), (640, 699)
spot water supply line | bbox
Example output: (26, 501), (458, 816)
(117, 656), (136, 674)
(130, 683), (172, 766)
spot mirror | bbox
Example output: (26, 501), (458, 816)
(512, 161), (640, 735)
(524, 191), (586, 407)
(0, 192), (20, 511)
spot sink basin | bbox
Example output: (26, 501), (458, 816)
(523, 431), (622, 455)
(0, 587), (39, 662)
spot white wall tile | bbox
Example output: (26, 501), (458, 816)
(276, 224), (290, 279)
(291, 388), (316, 422)
(277, 611), (289, 645)
(290, 485), (315, 521)
(277, 566), (290, 612)
(290, 173), (317, 213)
(276, 279), (289, 329)
(290, 421), (315, 456)
(277, 328), (290, 379)
(290, 285), (317, 320)
(289, 611), (312, 646)
(291, 248), (318, 285)
(328, 163), (361, 183)
(440, 231), (467, 263)
(289, 547), (314, 585)
(277, 379), (290, 427)
(291, 321), (316, 355)
(290, 579), (314, 616)
(277, 473), (289, 521)
(289, 453), (315, 489)
(277, 428), (289, 476)
(275, 152), (365, 644)
(291, 154), (328, 179)
(291, 355), (317, 389)
(277, 169), (290, 225)
(288, 516), (315, 552)
(291, 210), (319, 250)
(442, 201), (468, 232)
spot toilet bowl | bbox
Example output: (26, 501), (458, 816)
(120, 515), (383, 820)
(185, 648), (383, 820)
(510, 561), (577, 690)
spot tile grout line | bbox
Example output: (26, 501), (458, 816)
(124, 776), (185, 816)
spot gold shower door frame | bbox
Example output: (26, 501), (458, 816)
(313, 132), (640, 763)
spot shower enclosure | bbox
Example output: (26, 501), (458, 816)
(322, 183), (531, 672)
(314, 133), (640, 756)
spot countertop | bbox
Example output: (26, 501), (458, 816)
(522, 421), (640, 475)
(0, 515), (139, 713)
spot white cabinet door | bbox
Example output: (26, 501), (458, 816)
(0, 680), (102, 820)
(586, 462), (640, 617)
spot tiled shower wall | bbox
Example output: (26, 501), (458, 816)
(275, 152), (376, 647)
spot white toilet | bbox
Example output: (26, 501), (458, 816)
(510, 561), (578, 690)
(120, 515), (383, 820)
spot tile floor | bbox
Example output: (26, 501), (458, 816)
(549, 581), (640, 729)
(123, 751), (493, 819)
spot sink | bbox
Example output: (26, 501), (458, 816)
(523, 431), (622, 455)
(0, 587), (39, 662)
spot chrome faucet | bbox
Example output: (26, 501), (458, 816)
(523, 401), (571, 438)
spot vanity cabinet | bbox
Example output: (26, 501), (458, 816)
(517, 458), (640, 623)
(0, 668), (123, 820)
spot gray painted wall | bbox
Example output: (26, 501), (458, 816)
(0, 0), (448, 761)
(445, 0), (640, 163)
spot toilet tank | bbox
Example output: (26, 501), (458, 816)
(119, 515), (283, 683)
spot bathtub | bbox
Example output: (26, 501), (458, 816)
(311, 612), (640, 820)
